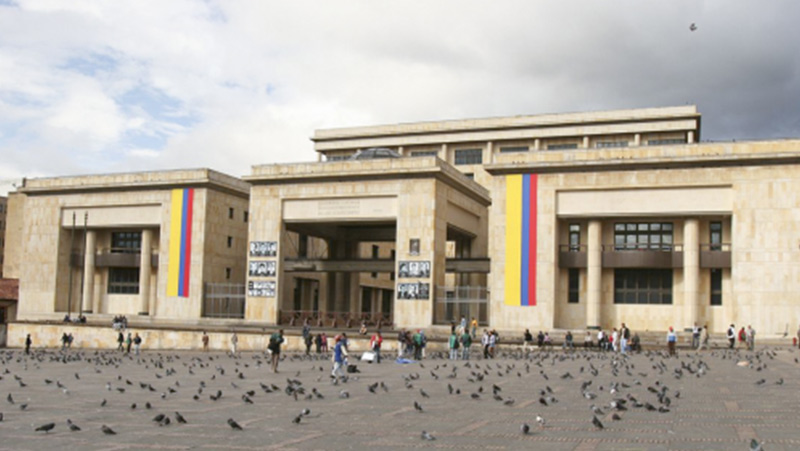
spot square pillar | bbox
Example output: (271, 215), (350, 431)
(586, 220), (602, 328)
(81, 230), (96, 313)
(683, 218), (700, 327)
(138, 229), (153, 315)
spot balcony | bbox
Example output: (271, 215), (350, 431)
(70, 248), (159, 269)
(558, 244), (587, 268)
(700, 243), (731, 268)
(559, 243), (731, 269)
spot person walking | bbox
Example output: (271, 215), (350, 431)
(331, 334), (348, 381)
(727, 324), (736, 349)
(488, 330), (498, 358)
(448, 330), (460, 360)
(25, 334), (32, 355)
(697, 325), (709, 351)
(61, 332), (69, 350)
(268, 329), (284, 373)
(126, 332), (133, 354)
(460, 328), (472, 360)
(230, 332), (239, 355)
(691, 323), (700, 349)
(597, 330), (605, 351)
(202, 331), (209, 352)
(470, 317), (478, 339)
(133, 333), (142, 356)
(523, 329), (533, 353)
(369, 330), (383, 363)
(412, 330), (423, 360)
(117, 331), (125, 351)
(746, 325), (756, 351)
(481, 330), (490, 358)
(666, 327), (677, 356)
(537, 331), (545, 349)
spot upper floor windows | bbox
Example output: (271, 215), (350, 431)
(596, 141), (628, 148)
(111, 232), (141, 253)
(547, 143), (578, 150)
(410, 151), (438, 157)
(499, 146), (528, 153)
(454, 148), (483, 165)
(648, 138), (686, 146)
(614, 222), (673, 251)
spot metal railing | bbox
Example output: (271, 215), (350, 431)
(434, 286), (489, 326)
(278, 310), (393, 329)
(202, 283), (246, 319)
(700, 243), (732, 252)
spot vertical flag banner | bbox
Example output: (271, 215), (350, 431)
(504, 174), (537, 306)
(167, 188), (194, 297)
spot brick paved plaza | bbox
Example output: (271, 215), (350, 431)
(1, 345), (798, 450)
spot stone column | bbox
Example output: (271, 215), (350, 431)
(687, 131), (695, 144)
(582, 136), (590, 149)
(683, 218), (700, 328)
(633, 133), (641, 146)
(138, 229), (153, 316)
(81, 230), (96, 313)
(586, 220), (602, 328)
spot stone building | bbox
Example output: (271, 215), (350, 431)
(5, 105), (800, 346)
(0, 196), (7, 276)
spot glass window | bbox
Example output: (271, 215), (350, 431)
(244, 211), (249, 223)
(613, 269), (673, 304)
(454, 148), (483, 165)
(111, 232), (141, 253)
(614, 222), (673, 251)
(410, 151), (438, 157)
(568, 224), (580, 251)
(568, 269), (579, 303)
(648, 138), (686, 146)
(710, 269), (722, 305)
(227, 236), (233, 248)
(596, 141), (629, 148)
(547, 143), (578, 150)
(710, 221), (722, 250)
(228, 207), (234, 219)
(108, 268), (140, 294)
(499, 146), (528, 153)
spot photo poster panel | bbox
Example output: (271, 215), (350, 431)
(397, 282), (430, 300)
(248, 280), (276, 297)
(398, 260), (431, 278)
(249, 260), (276, 277)
(250, 241), (277, 257)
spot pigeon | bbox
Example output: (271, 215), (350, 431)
(301, 408), (310, 416)
(414, 401), (424, 412)
(536, 415), (546, 428)
(520, 423), (530, 435)
(67, 419), (81, 431)
(750, 438), (763, 451)
(611, 413), (622, 421)
(7, 394), (13, 404)
(689, 23), (697, 32)
(153, 414), (166, 423)
(100, 399), (107, 407)
(421, 430), (435, 441)
(227, 418), (243, 430)
(420, 389), (430, 398)
(0, 412), (3, 422)
(35, 422), (56, 433)
(175, 412), (187, 424)
(292, 415), (302, 424)
(592, 415), (604, 429)
(101, 424), (117, 435)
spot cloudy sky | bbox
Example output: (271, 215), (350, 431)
(1, 1), (799, 194)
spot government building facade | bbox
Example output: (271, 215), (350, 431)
(4, 105), (800, 346)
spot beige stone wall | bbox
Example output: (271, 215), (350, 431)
(2, 193), (25, 279)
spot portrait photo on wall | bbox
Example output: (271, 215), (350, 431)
(249, 241), (277, 257)
(248, 280), (276, 297)
(396, 282), (430, 300)
(248, 260), (276, 277)
(398, 260), (431, 278)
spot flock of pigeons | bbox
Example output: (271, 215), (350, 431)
(0, 342), (790, 449)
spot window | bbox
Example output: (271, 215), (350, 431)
(568, 224), (580, 251)
(228, 207), (234, 219)
(410, 151), (438, 157)
(547, 143), (578, 150)
(614, 269), (672, 304)
(464, 173), (475, 180)
(244, 211), (249, 223)
(371, 245), (379, 278)
(499, 146), (528, 153)
(225, 267), (232, 280)
(614, 222), (673, 251)
(454, 148), (483, 165)
(596, 141), (629, 148)
(327, 154), (352, 161)
(568, 269), (579, 303)
(710, 269), (722, 305)
(648, 138), (686, 146)
(390, 250), (395, 281)
(108, 268), (140, 294)
(227, 236), (233, 248)
(710, 221), (722, 251)
(111, 232), (141, 253)
(298, 234), (308, 258)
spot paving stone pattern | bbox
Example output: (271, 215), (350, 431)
(1, 345), (798, 450)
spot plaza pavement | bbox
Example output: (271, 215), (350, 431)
(1, 345), (798, 450)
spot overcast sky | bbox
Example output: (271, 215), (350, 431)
(1, 1), (799, 194)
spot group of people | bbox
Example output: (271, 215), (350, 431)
(116, 331), (143, 355)
(111, 315), (128, 330)
(727, 324), (757, 350)
(397, 328), (427, 360)
(63, 314), (87, 324)
(60, 332), (74, 349)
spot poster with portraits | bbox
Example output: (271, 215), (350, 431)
(248, 280), (276, 297)
(249, 241), (277, 257)
(249, 260), (276, 277)
(398, 261), (431, 279)
(396, 282), (430, 300)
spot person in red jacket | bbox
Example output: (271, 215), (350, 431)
(369, 331), (383, 363)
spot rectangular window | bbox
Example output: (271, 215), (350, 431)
(547, 143), (578, 150)
(228, 207), (234, 219)
(326, 154), (353, 161)
(108, 268), (140, 294)
(568, 269), (579, 303)
(454, 148), (483, 165)
(596, 141), (629, 148)
(568, 224), (580, 251)
(298, 234), (308, 258)
(613, 222), (673, 251)
(499, 146), (528, 153)
(227, 236), (233, 248)
(371, 245), (379, 278)
(710, 269), (722, 305)
(648, 138), (686, 146)
(225, 267), (232, 280)
(410, 151), (438, 157)
(111, 232), (141, 253)
(614, 269), (672, 304)
(244, 211), (249, 223)
(710, 221), (722, 251)
(464, 173), (475, 180)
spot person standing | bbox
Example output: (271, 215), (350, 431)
(459, 316), (467, 335)
(727, 324), (736, 349)
(397, 329), (406, 358)
(666, 327), (677, 356)
(691, 323), (700, 349)
(126, 332), (133, 354)
(620, 323), (630, 355)
(420, 330), (428, 359)
(738, 327), (746, 348)
(488, 330), (497, 358)
(314, 333), (322, 354)
(117, 331), (125, 351)
(746, 325), (756, 351)
(331, 334), (349, 381)
(61, 332), (69, 350)
(412, 330), (423, 360)
(584, 331), (593, 349)
(697, 325), (709, 351)
(202, 331), (209, 352)
(268, 329), (284, 373)
(449, 330), (460, 360)
(611, 328), (619, 353)
(481, 330), (490, 358)
(563, 331), (574, 351)
(304, 332), (313, 356)
(230, 332), (239, 355)
(797, 324), (800, 349)
(460, 328), (472, 360)
(470, 317), (478, 339)
(133, 333), (142, 356)
(523, 329), (533, 353)
(597, 330), (605, 351)
(25, 334), (32, 355)
(369, 330), (383, 363)
(67, 333), (73, 349)
(320, 332), (328, 353)
(537, 331), (545, 349)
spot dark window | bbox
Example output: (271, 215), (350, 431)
(710, 221), (722, 251)
(381, 289), (392, 314)
(568, 269), (580, 303)
(227, 236), (233, 248)
(596, 141), (628, 148)
(648, 138), (686, 146)
(390, 250), (395, 281)
(454, 148), (483, 165)
(326, 154), (352, 161)
(108, 268), (140, 294)
(410, 151), (438, 157)
(225, 267), (232, 280)
(371, 245), (379, 278)
(547, 143), (578, 150)
(464, 173), (475, 180)
(569, 224), (580, 251)
(614, 269), (672, 304)
(614, 222), (673, 251)
(111, 232), (141, 253)
(710, 269), (722, 305)
(244, 211), (249, 223)
(499, 146), (528, 153)
(298, 234), (308, 258)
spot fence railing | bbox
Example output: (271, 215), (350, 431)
(278, 310), (393, 329)
(434, 286), (489, 325)
(202, 283), (246, 319)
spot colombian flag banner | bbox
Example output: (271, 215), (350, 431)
(167, 188), (194, 297)
(504, 174), (537, 306)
